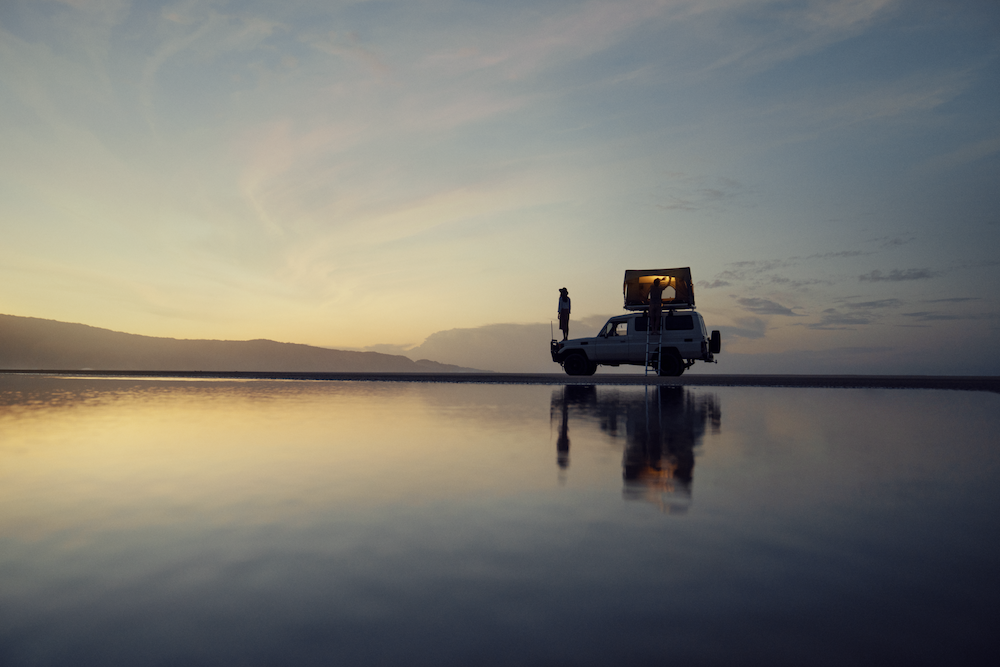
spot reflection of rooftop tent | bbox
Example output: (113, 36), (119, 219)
(623, 268), (695, 311)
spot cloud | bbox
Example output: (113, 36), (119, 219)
(361, 343), (416, 355)
(711, 244), (914, 291)
(915, 134), (1000, 175)
(726, 259), (795, 273)
(302, 31), (389, 75)
(803, 250), (867, 259)
(140, 10), (279, 129)
(766, 276), (831, 288)
(806, 308), (872, 329)
(472, 0), (676, 80)
(716, 317), (766, 340)
(736, 297), (799, 316)
(655, 174), (744, 212)
(698, 279), (732, 289)
(927, 297), (979, 304)
(871, 236), (915, 248)
(804, 297), (907, 329)
(846, 298), (903, 310)
(699, 0), (897, 75)
(859, 269), (938, 282)
(706, 259), (798, 287)
(902, 311), (996, 323)
(404, 322), (556, 373)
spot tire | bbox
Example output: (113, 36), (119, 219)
(657, 350), (684, 377)
(584, 361), (598, 376)
(563, 353), (590, 376)
(710, 330), (721, 355)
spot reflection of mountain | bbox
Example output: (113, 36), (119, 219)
(0, 314), (480, 373)
(551, 386), (721, 513)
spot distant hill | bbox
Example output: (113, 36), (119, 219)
(0, 314), (484, 373)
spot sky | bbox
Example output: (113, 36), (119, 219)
(2, 0), (999, 374)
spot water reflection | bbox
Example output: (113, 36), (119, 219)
(551, 386), (720, 512)
(2, 377), (999, 665)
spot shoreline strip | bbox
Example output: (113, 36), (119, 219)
(2, 370), (998, 392)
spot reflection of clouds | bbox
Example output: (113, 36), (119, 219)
(551, 386), (720, 514)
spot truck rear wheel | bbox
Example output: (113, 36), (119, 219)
(657, 351), (684, 377)
(563, 353), (590, 376)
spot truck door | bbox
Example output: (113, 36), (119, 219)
(627, 316), (652, 363)
(593, 319), (630, 362)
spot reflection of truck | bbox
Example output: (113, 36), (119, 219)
(550, 268), (721, 377)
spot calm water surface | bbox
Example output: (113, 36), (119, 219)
(1, 376), (998, 666)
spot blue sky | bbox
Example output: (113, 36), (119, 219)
(2, 0), (998, 373)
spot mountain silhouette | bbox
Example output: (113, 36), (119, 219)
(0, 314), (482, 373)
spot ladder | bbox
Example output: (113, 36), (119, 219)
(644, 318), (662, 376)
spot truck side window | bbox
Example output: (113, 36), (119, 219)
(635, 314), (694, 331)
(663, 315), (694, 331)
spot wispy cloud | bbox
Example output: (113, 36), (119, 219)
(915, 134), (1000, 175)
(717, 316), (767, 340)
(803, 250), (867, 259)
(736, 297), (800, 316)
(804, 298), (903, 329)
(859, 269), (938, 282)
(698, 279), (732, 289)
(302, 31), (390, 75)
(902, 310), (996, 323)
(699, 0), (897, 75)
(927, 297), (979, 303)
(807, 308), (872, 329)
(655, 174), (744, 212)
(846, 298), (904, 310)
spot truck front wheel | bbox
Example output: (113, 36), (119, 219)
(563, 353), (591, 376)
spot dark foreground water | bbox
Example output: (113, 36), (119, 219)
(1, 376), (997, 666)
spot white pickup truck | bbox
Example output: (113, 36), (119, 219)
(550, 268), (721, 376)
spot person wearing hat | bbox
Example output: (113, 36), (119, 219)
(557, 288), (571, 341)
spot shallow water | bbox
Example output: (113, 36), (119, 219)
(1, 376), (998, 666)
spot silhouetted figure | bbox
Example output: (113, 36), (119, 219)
(557, 287), (571, 341)
(550, 385), (598, 473)
(648, 278), (664, 334)
(556, 397), (570, 469)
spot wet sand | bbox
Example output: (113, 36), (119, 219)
(3, 370), (998, 392)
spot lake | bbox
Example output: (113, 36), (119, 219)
(1, 376), (997, 666)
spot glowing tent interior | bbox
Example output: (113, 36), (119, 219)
(623, 268), (695, 310)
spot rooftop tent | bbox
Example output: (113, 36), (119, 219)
(623, 268), (695, 310)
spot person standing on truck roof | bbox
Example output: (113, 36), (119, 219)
(557, 288), (571, 341)
(648, 278), (664, 334)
